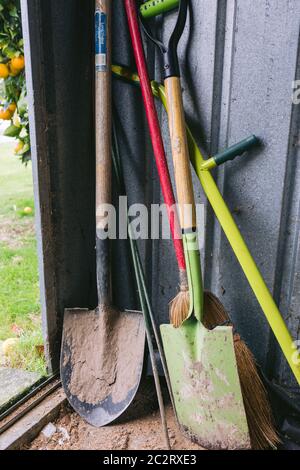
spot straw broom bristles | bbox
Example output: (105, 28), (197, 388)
(203, 291), (280, 450)
(169, 269), (190, 328)
(170, 288), (279, 449)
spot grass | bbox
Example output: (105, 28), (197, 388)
(0, 142), (46, 375)
(0, 144), (34, 213)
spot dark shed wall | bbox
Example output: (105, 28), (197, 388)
(21, 0), (97, 370)
(21, 0), (300, 386)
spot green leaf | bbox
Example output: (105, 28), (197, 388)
(19, 126), (28, 138)
(17, 142), (30, 155)
(0, 80), (6, 99)
(3, 123), (20, 137)
(13, 111), (21, 127)
(9, 7), (18, 18)
(17, 85), (27, 112)
(0, 39), (10, 49)
(4, 46), (17, 58)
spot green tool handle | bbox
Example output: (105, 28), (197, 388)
(112, 64), (300, 384)
(154, 82), (300, 385)
(112, 121), (171, 450)
(140, 0), (179, 19)
(111, 119), (171, 390)
(112, 118), (176, 446)
(128, 230), (171, 450)
(201, 135), (260, 171)
(214, 135), (260, 166)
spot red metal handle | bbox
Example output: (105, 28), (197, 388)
(124, 0), (186, 271)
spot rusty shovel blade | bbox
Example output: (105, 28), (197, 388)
(61, 307), (145, 427)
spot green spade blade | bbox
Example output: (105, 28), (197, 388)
(160, 319), (251, 450)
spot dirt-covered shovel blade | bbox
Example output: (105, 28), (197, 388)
(61, 308), (145, 427)
(161, 319), (250, 450)
(60, 0), (145, 428)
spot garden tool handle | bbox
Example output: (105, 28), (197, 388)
(213, 135), (260, 167)
(165, 77), (196, 231)
(95, 0), (112, 305)
(140, 0), (180, 19)
(124, 0), (186, 271)
(201, 135), (260, 171)
(165, 76), (203, 321)
(140, 0), (188, 80)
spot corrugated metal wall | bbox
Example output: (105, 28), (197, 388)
(22, 0), (300, 386)
(149, 0), (300, 387)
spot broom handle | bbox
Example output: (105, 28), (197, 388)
(124, 0), (186, 272)
(95, 0), (112, 305)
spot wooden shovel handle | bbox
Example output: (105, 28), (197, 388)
(95, 0), (112, 305)
(95, 0), (112, 217)
(165, 77), (196, 231)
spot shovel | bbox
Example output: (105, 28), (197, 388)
(60, 0), (145, 427)
(140, 0), (250, 449)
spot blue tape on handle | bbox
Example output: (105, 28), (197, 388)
(95, 10), (107, 72)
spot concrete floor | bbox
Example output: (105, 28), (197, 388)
(0, 367), (40, 408)
(0, 341), (40, 408)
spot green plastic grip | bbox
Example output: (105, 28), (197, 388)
(213, 135), (260, 166)
(183, 233), (204, 322)
(140, 0), (179, 19)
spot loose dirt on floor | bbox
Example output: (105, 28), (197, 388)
(25, 404), (203, 451)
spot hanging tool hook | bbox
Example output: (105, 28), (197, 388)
(140, 0), (188, 78)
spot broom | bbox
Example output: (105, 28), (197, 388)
(124, 1), (279, 450)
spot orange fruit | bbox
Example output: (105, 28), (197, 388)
(15, 140), (24, 154)
(8, 103), (17, 113)
(0, 108), (12, 120)
(23, 207), (33, 214)
(0, 63), (9, 79)
(11, 56), (25, 72)
(8, 62), (19, 76)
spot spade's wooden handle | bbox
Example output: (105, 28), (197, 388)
(165, 77), (196, 231)
(95, 0), (112, 305)
(95, 0), (112, 229)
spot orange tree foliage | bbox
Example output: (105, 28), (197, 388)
(0, 0), (30, 163)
